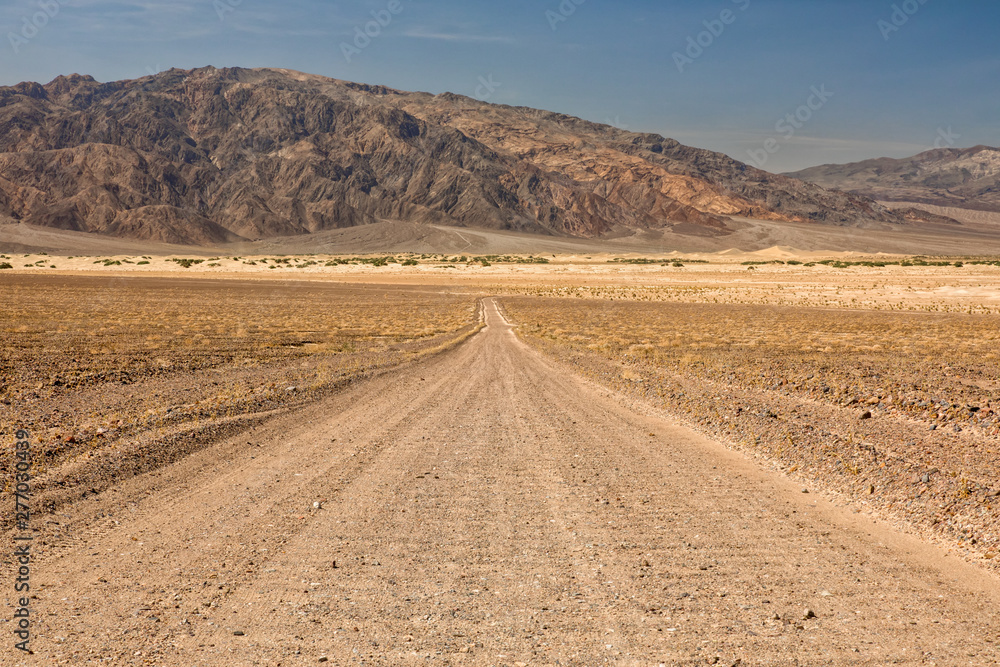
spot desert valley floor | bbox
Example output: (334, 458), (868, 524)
(2, 253), (1000, 666)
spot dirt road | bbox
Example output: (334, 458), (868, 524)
(12, 299), (1000, 665)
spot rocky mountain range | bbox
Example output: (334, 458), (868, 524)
(787, 145), (1000, 213)
(0, 66), (935, 245)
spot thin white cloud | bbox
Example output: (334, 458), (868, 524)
(231, 23), (333, 38)
(402, 28), (515, 44)
(68, 0), (201, 13)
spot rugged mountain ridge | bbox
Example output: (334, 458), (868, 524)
(787, 146), (1000, 213)
(0, 66), (914, 245)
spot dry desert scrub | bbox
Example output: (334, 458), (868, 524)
(498, 262), (1000, 315)
(0, 275), (481, 519)
(502, 296), (1000, 567)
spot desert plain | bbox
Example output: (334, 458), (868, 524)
(2, 243), (1000, 666)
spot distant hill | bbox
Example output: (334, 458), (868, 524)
(787, 145), (1000, 213)
(0, 66), (923, 245)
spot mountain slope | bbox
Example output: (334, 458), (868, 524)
(787, 146), (1000, 213)
(0, 66), (912, 245)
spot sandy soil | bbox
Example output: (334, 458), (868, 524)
(5, 211), (1000, 256)
(0, 221), (207, 256)
(6, 300), (998, 666)
(881, 202), (1000, 228)
(5, 247), (1000, 318)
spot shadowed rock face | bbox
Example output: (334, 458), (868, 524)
(787, 146), (1000, 213)
(0, 66), (907, 244)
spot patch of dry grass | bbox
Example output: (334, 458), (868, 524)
(0, 275), (479, 494)
(500, 279), (1000, 315)
(503, 296), (1000, 565)
(1, 276), (473, 398)
(508, 299), (1000, 412)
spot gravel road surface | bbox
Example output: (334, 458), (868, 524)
(15, 300), (999, 666)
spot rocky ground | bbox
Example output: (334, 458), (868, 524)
(3, 299), (998, 666)
(0, 275), (481, 522)
(500, 297), (1000, 571)
(2, 264), (999, 665)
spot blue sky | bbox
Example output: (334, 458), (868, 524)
(1, 0), (997, 171)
